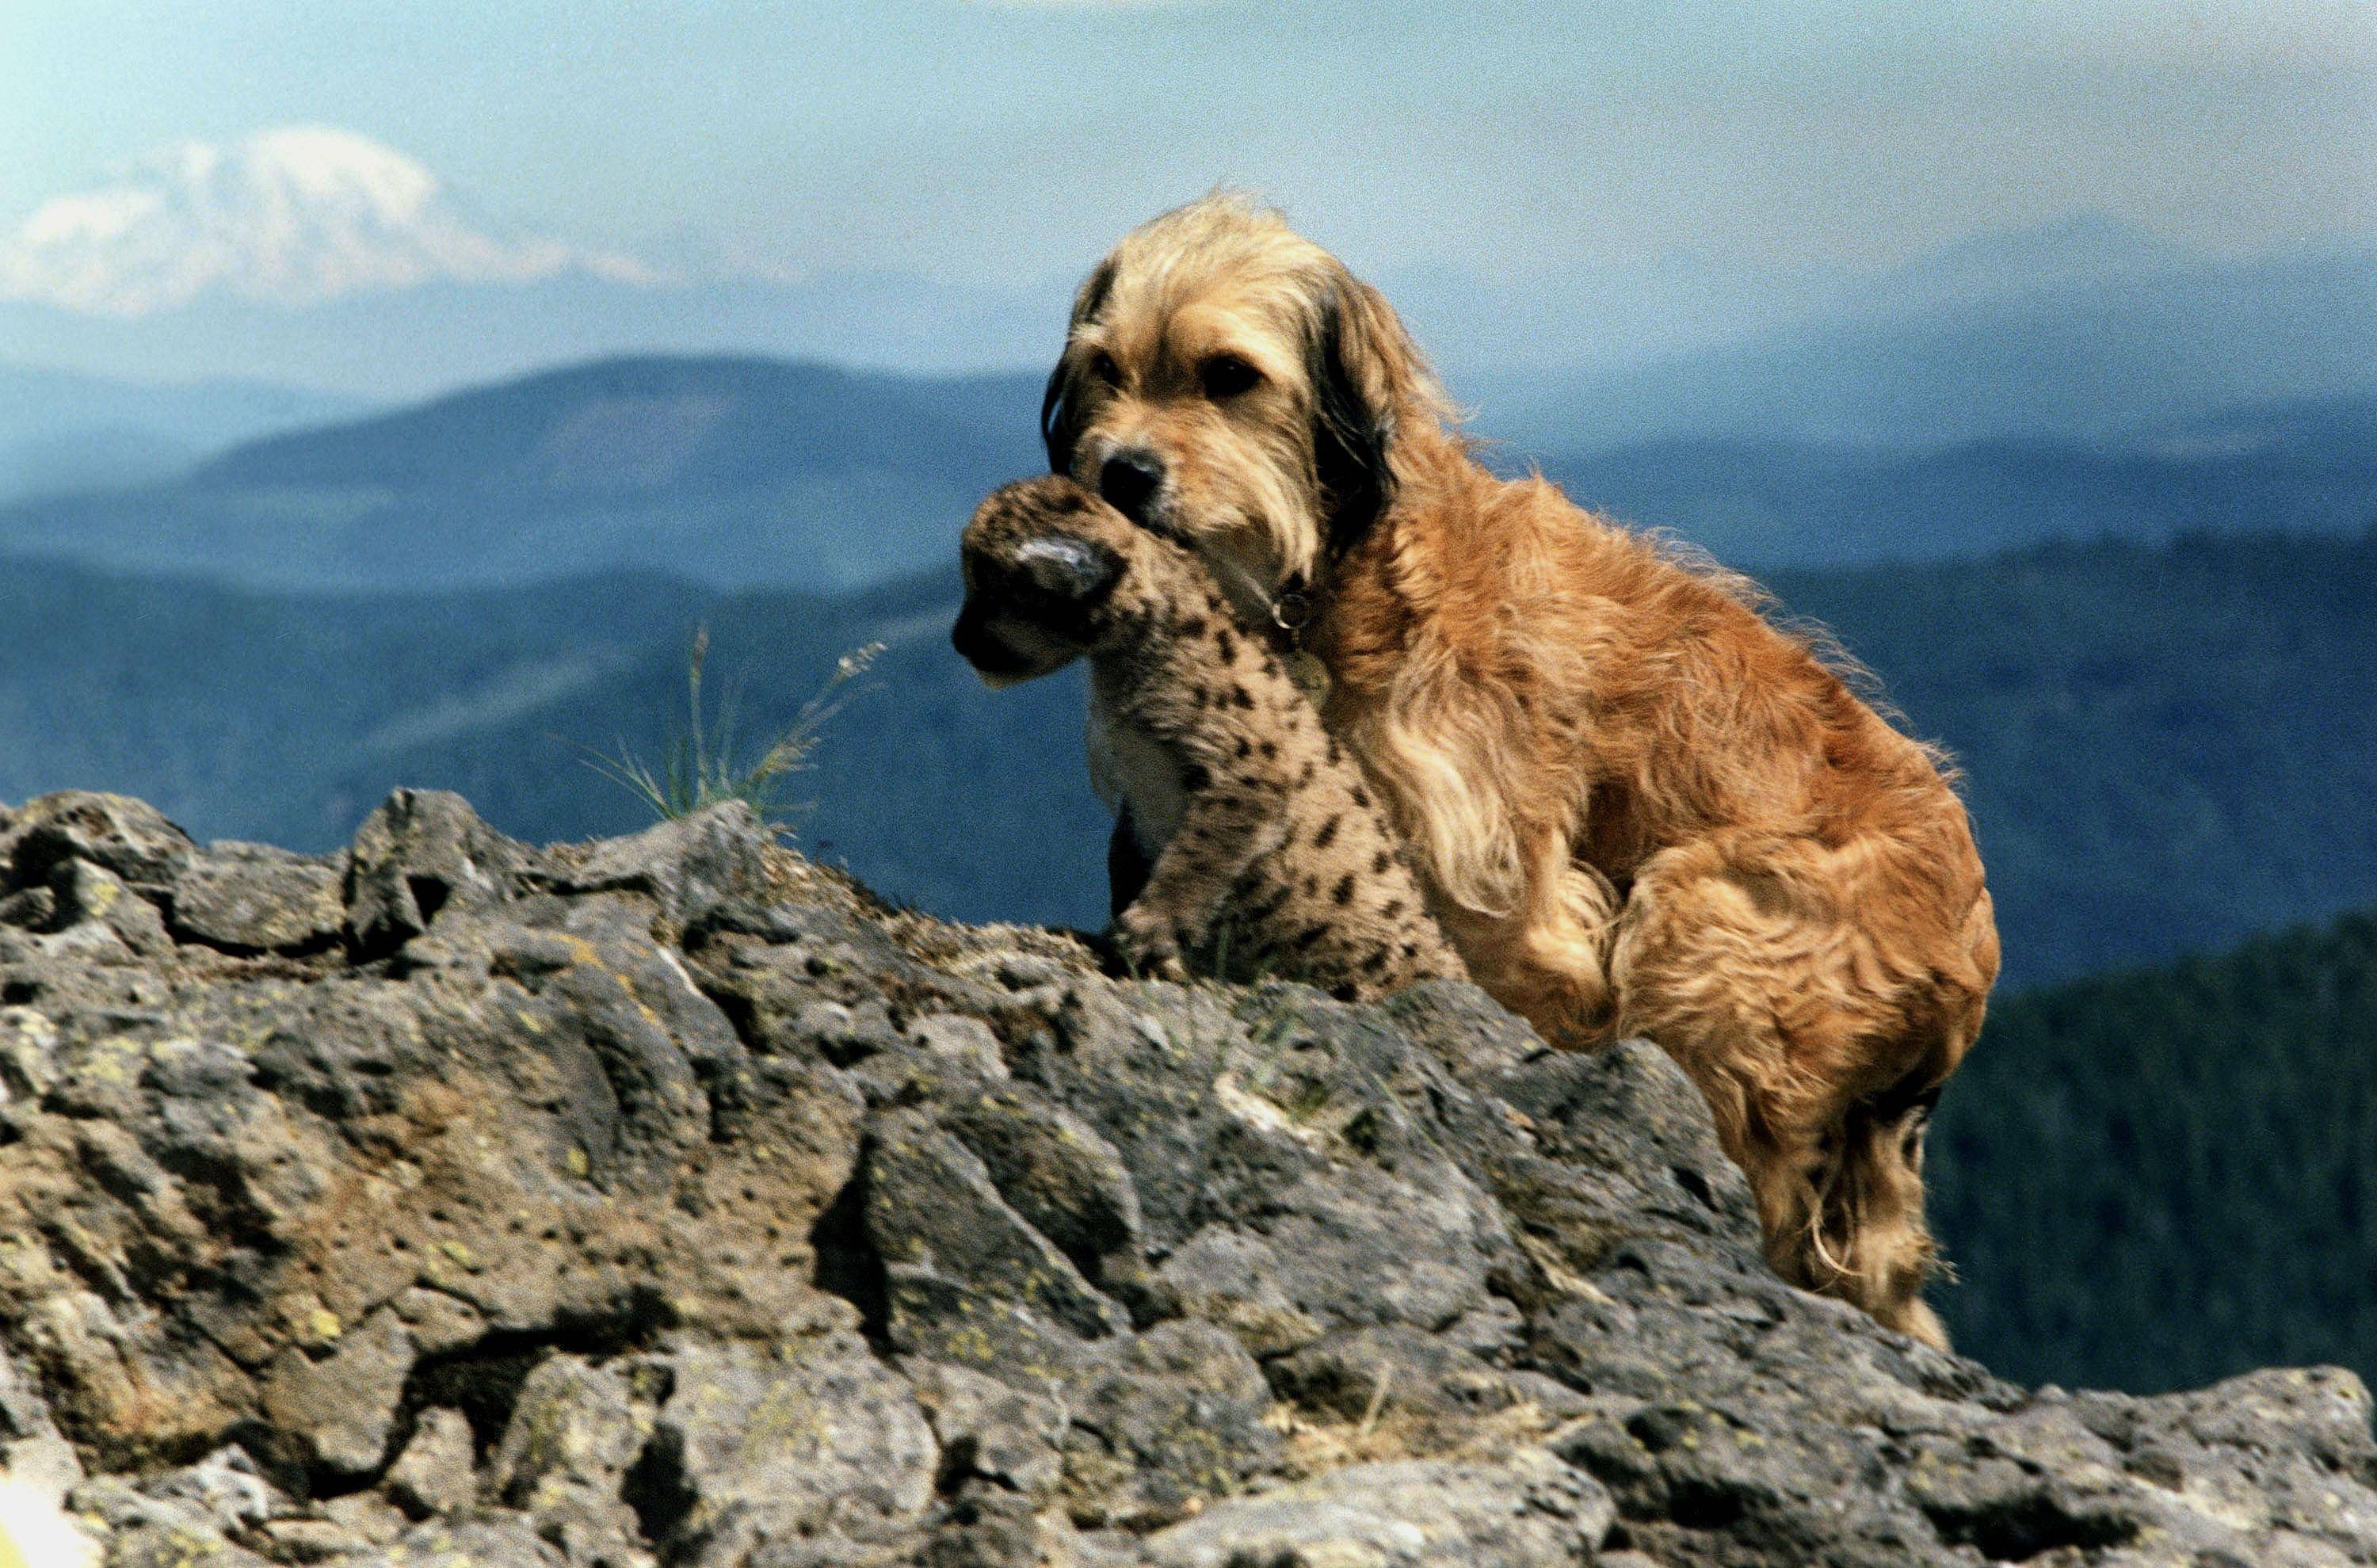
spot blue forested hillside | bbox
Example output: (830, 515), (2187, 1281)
(1932, 906), (2377, 1394)
(6, 526), (2372, 985)
(1772, 529), (2377, 985)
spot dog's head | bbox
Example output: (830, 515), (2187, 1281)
(1040, 193), (1451, 612)
(953, 475), (1149, 686)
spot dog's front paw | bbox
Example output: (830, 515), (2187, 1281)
(1112, 903), (1192, 982)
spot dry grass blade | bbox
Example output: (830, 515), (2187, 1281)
(567, 627), (884, 830)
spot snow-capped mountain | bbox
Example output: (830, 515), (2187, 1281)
(0, 127), (654, 317)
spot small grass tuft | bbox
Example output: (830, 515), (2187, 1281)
(573, 624), (883, 830)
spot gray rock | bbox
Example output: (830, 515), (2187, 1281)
(384, 1516), (571, 1566)
(1, 1340), (68, 1449)
(488, 1355), (651, 1506)
(938, 1085), (1141, 1280)
(485, 1352), (660, 1566)
(867, 1108), (1131, 1342)
(383, 1406), (476, 1519)
(305, 1497), (413, 1557)
(255, 1516), (386, 1562)
(1058, 1319), (1277, 1528)
(905, 1357), (1068, 1499)
(534, 801), (775, 927)
(139, 1444), (287, 1534)
(259, 1305), (421, 1479)
(1135, 1224), (1325, 1358)
(0, 793), (2364, 1568)
(48, 859), (175, 956)
(1140, 1449), (1614, 1567)
(341, 788), (528, 956)
(72, 1473), (270, 1568)
(906, 1012), (1013, 1081)
(0, 791), (193, 894)
(170, 841), (345, 953)
(0, 881), (55, 932)
(642, 1335), (937, 1564)
(1269, 1324), (1590, 1429)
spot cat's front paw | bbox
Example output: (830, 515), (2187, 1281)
(1112, 902), (1192, 982)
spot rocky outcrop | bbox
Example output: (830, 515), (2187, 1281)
(0, 788), (2372, 1566)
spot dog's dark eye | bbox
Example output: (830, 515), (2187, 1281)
(1199, 353), (1261, 399)
(1087, 349), (1121, 386)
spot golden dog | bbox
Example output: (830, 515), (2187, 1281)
(1043, 193), (1999, 1346)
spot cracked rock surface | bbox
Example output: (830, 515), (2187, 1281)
(0, 788), (2372, 1566)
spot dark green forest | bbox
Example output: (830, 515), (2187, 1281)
(1933, 906), (2377, 1393)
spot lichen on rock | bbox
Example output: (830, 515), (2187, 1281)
(0, 788), (2368, 1566)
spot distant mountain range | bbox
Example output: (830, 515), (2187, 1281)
(0, 361), (370, 503)
(4, 525), (2372, 990)
(2, 352), (2367, 590)
(1534, 395), (2377, 569)
(1479, 245), (2377, 452)
(4, 133), (2371, 532)
(0, 356), (1044, 592)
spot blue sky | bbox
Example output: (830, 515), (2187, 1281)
(2, 0), (2371, 285)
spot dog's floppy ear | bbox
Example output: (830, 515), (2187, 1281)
(1307, 277), (1400, 559)
(1040, 357), (1080, 474)
(1042, 258), (1118, 474)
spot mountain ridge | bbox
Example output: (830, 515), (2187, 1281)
(1488, 244), (2377, 451)
(6, 125), (2366, 414)
(0, 354), (1047, 593)
(4, 351), (2370, 593)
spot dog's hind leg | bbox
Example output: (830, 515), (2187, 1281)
(1830, 1084), (1951, 1347)
(1607, 834), (1984, 1347)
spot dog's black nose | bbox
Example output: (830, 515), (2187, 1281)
(1099, 450), (1164, 523)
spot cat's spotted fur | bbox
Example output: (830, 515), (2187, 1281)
(954, 475), (1466, 1001)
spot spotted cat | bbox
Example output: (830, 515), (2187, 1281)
(955, 475), (1467, 1001)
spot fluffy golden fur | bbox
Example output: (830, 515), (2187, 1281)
(956, 475), (1469, 1002)
(1043, 193), (2000, 1346)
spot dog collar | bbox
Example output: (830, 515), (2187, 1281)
(1270, 580), (1332, 704)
